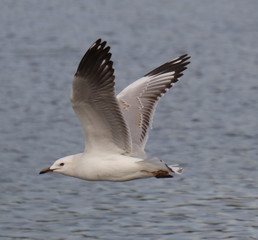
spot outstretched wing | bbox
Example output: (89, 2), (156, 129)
(71, 39), (131, 154)
(117, 54), (190, 158)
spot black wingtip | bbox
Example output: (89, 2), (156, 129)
(95, 38), (102, 44)
(89, 38), (106, 50)
(75, 39), (112, 76)
(144, 54), (191, 77)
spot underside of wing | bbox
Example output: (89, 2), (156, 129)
(71, 39), (131, 154)
(117, 54), (190, 158)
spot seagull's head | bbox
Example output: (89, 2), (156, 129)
(39, 155), (76, 176)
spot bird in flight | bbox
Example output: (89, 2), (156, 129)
(40, 39), (190, 181)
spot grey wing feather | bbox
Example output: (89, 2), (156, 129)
(71, 39), (131, 154)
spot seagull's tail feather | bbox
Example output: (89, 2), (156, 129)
(168, 165), (184, 174)
(137, 158), (183, 178)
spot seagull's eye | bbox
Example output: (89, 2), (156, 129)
(59, 163), (64, 166)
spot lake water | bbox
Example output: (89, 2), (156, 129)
(1, 0), (258, 239)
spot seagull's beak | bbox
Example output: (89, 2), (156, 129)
(39, 167), (54, 174)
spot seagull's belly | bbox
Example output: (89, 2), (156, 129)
(76, 155), (153, 181)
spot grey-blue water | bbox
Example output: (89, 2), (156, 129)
(1, 0), (258, 239)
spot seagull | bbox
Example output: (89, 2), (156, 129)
(39, 39), (190, 181)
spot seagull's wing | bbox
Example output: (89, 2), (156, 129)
(71, 39), (131, 154)
(117, 54), (190, 158)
